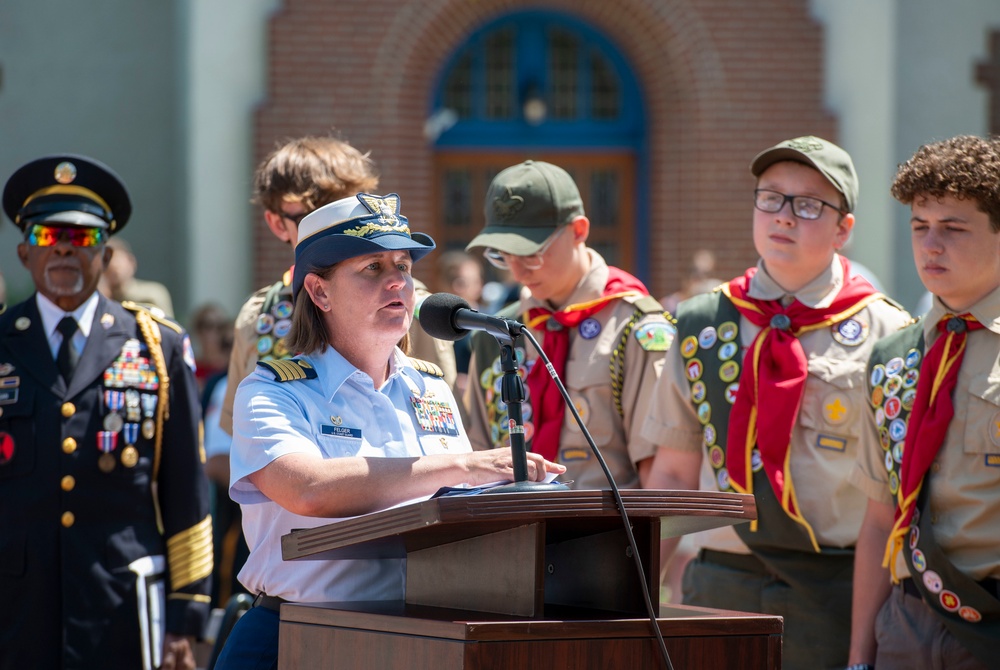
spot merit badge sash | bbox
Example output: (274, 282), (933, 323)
(904, 488), (1000, 666)
(678, 291), (831, 554)
(869, 319), (1000, 666)
(724, 257), (880, 551)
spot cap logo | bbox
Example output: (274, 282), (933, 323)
(53, 162), (77, 184)
(345, 194), (410, 238)
(358, 194), (401, 226)
(493, 187), (524, 220)
(785, 137), (824, 153)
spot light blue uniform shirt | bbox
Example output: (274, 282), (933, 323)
(230, 345), (470, 602)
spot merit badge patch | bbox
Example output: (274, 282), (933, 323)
(578, 317), (602, 339)
(635, 322), (675, 351)
(680, 336), (698, 359)
(698, 326), (717, 349)
(686, 359), (703, 382)
(718, 321), (738, 342)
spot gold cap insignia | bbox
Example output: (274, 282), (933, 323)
(54, 161), (78, 184)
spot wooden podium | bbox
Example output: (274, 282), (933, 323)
(278, 489), (782, 669)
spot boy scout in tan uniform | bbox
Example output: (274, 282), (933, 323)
(463, 160), (674, 490)
(219, 136), (455, 435)
(641, 137), (911, 670)
(849, 136), (1000, 670)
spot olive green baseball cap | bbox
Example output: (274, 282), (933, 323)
(750, 136), (858, 212)
(465, 160), (584, 255)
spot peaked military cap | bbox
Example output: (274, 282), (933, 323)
(3, 154), (131, 233)
(293, 192), (436, 298)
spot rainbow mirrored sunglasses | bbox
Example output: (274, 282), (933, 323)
(25, 224), (106, 248)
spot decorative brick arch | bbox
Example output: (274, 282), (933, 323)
(255, 0), (835, 297)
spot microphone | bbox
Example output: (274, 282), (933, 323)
(417, 293), (524, 342)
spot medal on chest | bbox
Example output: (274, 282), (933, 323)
(410, 394), (459, 436)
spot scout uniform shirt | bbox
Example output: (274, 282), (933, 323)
(0, 292), (212, 670)
(219, 272), (455, 435)
(642, 256), (911, 554)
(230, 346), (469, 603)
(851, 288), (1000, 583)
(463, 249), (673, 490)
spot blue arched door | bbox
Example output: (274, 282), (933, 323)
(430, 11), (647, 278)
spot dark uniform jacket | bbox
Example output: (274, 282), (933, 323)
(0, 294), (212, 670)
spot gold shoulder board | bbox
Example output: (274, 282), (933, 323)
(256, 358), (317, 382)
(409, 358), (444, 377)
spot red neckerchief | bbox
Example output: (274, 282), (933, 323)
(524, 267), (648, 460)
(884, 313), (983, 578)
(723, 256), (880, 550)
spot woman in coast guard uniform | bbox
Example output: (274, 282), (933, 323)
(0, 155), (212, 670)
(214, 193), (564, 670)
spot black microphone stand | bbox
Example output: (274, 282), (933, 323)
(488, 321), (568, 494)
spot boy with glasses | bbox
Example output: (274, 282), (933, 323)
(0, 155), (212, 670)
(848, 135), (1000, 670)
(462, 159), (675, 489)
(641, 137), (911, 669)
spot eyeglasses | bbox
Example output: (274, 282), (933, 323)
(482, 226), (568, 271)
(26, 224), (105, 248)
(753, 189), (845, 221)
(279, 210), (308, 226)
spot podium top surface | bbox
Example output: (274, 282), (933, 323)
(282, 488), (755, 562)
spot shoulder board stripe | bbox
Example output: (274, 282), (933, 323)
(121, 300), (183, 333)
(410, 357), (444, 377)
(257, 358), (317, 382)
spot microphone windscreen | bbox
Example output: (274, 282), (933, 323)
(417, 292), (470, 341)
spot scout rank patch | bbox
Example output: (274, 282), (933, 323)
(869, 346), (923, 497)
(99, 338), (160, 473)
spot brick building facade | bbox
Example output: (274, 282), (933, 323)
(252, 0), (837, 299)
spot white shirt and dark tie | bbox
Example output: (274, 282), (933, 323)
(38, 292), (98, 381)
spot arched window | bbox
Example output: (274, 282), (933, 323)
(429, 11), (647, 277)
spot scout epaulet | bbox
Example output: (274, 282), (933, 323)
(630, 294), (666, 315)
(409, 357), (444, 377)
(256, 358), (316, 382)
(122, 300), (183, 333)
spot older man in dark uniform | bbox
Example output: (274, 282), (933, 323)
(0, 155), (212, 670)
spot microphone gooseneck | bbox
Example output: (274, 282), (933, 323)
(517, 328), (675, 670)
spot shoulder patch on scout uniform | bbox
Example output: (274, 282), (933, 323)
(121, 300), (183, 333)
(409, 358), (444, 377)
(634, 322), (676, 351)
(256, 358), (317, 382)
